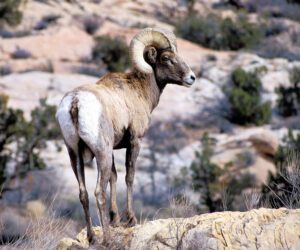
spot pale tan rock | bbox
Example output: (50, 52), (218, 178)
(0, 59), (52, 73)
(249, 156), (276, 184)
(210, 128), (280, 184)
(51, 61), (106, 76)
(249, 131), (279, 157)
(57, 208), (300, 250)
(0, 26), (94, 61)
(261, 71), (290, 93)
(0, 71), (98, 118)
(0, 59), (105, 76)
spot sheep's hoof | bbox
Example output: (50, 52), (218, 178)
(102, 234), (113, 247)
(125, 215), (137, 228)
(110, 220), (121, 227)
(87, 232), (96, 244)
(109, 211), (121, 227)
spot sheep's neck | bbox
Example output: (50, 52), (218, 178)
(131, 70), (164, 113)
(148, 73), (165, 111)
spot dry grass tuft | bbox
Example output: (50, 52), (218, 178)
(243, 189), (262, 210)
(0, 196), (78, 250)
(263, 149), (300, 209)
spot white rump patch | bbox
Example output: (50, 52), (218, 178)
(56, 94), (78, 151)
(77, 91), (102, 147)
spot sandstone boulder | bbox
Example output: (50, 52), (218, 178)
(57, 208), (300, 250)
(249, 131), (279, 157)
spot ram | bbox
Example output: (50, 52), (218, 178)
(56, 27), (196, 244)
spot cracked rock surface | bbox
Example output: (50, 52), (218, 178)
(57, 208), (300, 250)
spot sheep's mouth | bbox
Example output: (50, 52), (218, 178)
(182, 71), (196, 87)
(182, 81), (194, 87)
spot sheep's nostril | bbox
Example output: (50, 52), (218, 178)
(184, 71), (196, 86)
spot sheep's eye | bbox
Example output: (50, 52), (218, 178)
(162, 56), (169, 62)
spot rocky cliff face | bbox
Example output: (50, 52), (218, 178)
(57, 208), (300, 250)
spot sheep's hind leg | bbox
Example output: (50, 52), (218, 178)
(109, 154), (120, 227)
(124, 139), (140, 227)
(94, 148), (112, 244)
(67, 143), (95, 243)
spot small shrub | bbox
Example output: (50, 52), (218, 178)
(264, 21), (287, 37)
(275, 129), (300, 167)
(291, 30), (300, 46)
(206, 54), (217, 61)
(0, 95), (61, 195)
(176, 13), (262, 51)
(275, 1), (300, 21)
(0, 0), (23, 27)
(232, 67), (262, 93)
(244, 0), (300, 21)
(81, 15), (102, 35)
(0, 29), (13, 37)
(226, 68), (271, 125)
(276, 67), (300, 117)
(0, 65), (12, 75)
(44, 60), (54, 73)
(0, 29), (30, 38)
(174, 133), (255, 213)
(287, 0), (300, 3)
(185, 0), (197, 12)
(221, 16), (263, 50)
(261, 131), (300, 208)
(92, 36), (130, 72)
(235, 150), (255, 168)
(75, 64), (104, 77)
(257, 39), (300, 61)
(130, 22), (148, 29)
(11, 47), (31, 59)
(175, 14), (224, 50)
(34, 14), (61, 30)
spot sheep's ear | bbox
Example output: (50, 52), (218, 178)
(146, 46), (157, 64)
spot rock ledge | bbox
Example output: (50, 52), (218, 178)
(57, 208), (300, 250)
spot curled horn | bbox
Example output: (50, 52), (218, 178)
(130, 27), (177, 74)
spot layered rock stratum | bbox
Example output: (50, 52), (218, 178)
(57, 208), (300, 250)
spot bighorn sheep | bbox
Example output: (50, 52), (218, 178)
(56, 27), (196, 244)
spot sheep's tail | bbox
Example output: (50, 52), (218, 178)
(70, 96), (79, 130)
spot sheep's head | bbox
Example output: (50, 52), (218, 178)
(130, 28), (196, 87)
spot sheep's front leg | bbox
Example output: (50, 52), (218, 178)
(125, 139), (140, 227)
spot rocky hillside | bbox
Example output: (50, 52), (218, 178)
(57, 208), (300, 250)
(1, 0), (300, 248)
